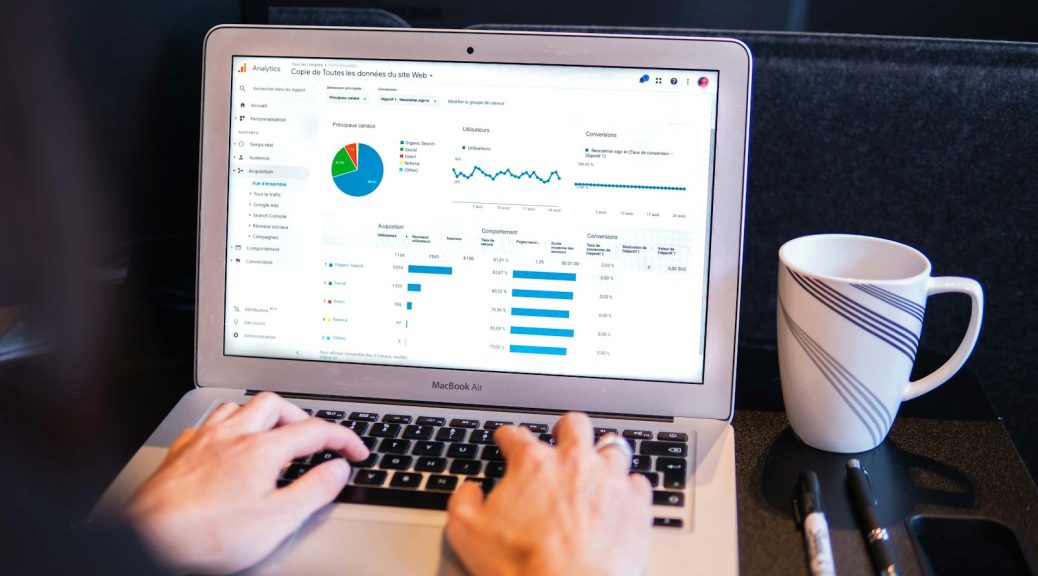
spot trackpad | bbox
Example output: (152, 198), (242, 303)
(247, 506), (467, 575)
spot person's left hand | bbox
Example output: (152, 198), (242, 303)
(123, 392), (369, 575)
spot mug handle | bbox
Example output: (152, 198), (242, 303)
(902, 277), (984, 401)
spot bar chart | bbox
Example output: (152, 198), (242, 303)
(508, 269), (576, 357)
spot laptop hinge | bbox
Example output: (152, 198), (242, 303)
(245, 390), (673, 423)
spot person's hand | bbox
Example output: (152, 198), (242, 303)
(123, 392), (369, 575)
(445, 412), (653, 576)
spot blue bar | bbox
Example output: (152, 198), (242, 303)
(407, 283), (421, 292)
(511, 307), (570, 318)
(513, 270), (576, 281)
(512, 289), (573, 300)
(511, 326), (574, 337)
(510, 344), (567, 356)
(406, 302), (412, 310)
(408, 265), (453, 275)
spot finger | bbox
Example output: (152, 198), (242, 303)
(227, 391), (310, 433)
(270, 458), (350, 523)
(552, 412), (594, 451)
(168, 427), (198, 454)
(264, 417), (370, 463)
(447, 480), (486, 521)
(493, 424), (539, 461)
(595, 434), (632, 474)
(628, 467), (654, 498)
(445, 481), (485, 560)
(200, 402), (240, 428)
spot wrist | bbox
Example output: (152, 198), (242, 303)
(523, 545), (612, 576)
(123, 500), (194, 575)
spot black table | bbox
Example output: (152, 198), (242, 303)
(734, 345), (1038, 575)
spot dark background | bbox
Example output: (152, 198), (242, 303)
(1, 0), (1036, 527)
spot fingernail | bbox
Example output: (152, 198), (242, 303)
(328, 459), (350, 483)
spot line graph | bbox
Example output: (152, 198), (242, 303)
(452, 166), (562, 184)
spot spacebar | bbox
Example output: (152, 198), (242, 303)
(334, 486), (451, 510)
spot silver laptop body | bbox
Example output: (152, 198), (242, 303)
(97, 26), (751, 575)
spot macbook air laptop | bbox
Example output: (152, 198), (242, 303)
(96, 25), (751, 574)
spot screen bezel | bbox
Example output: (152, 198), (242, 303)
(196, 26), (750, 421)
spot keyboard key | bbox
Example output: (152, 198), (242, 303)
(630, 455), (650, 471)
(450, 418), (480, 428)
(653, 517), (684, 528)
(520, 423), (549, 433)
(623, 429), (653, 440)
(379, 438), (411, 454)
(353, 453), (378, 468)
(316, 409), (347, 420)
(426, 475), (458, 491)
(485, 461), (507, 477)
(450, 460), (483, 475)
(635, 471), (660, 487)
(354, 469), (388, 486)
(370, 423), (401, 438)
(653, 491), (685, 507)
(468, 477), (495, 494)
(412, 441), (445, 457)
(663, 471), (686, 490)
(481, 446), (504, 461)
(311, 450), (343, 464)
(402, 425), (433, 440)
(594, 427), (619, 437)
(383, 414), (413, 424)
(282, 463), (311, 480)
(656, 458), (687, 489)
(435, 427), (466, 442)
(655, 457), (687, 474)
(380, 454), (412, 470)
(447, 443), (479, 459)
(469, 429), (494, 444)
(484, 420), (513, 430)
(334, 486), (450, 510)
(415, 457), (447, 473)
(416, 416), (446, 426)
(292, 454), (310, 464)
(349, 412), (378, 422)
(657, 432), (689, 442)
(360, 436), (378, 450)
(300, 409), (313, 416)
(390, 471), (423, 488)
(341, 420), (369, 435)
(640, 441), (688, 457)
(539, 433), (556, 446)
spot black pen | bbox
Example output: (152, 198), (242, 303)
(846, 459), (898, 576)
(794, 471), (836, 576)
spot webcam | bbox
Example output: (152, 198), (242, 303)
(466, 46), (474, 55)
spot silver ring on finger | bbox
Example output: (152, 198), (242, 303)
(594, 434), (633, 466)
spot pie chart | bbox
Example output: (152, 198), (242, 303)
(331, 143), (383, 197)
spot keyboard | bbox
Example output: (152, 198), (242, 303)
(277, 406), (692, 529)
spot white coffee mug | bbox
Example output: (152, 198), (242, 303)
(777, 234), (983, 453)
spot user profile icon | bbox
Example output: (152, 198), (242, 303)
(698, 76), (709, 88)
(639, 74), (650, 83)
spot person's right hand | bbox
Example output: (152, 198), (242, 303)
(123, 392), (369, 575)
(445, 412), (653, 576)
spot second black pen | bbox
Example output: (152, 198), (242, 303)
(846, 459), (899, 576)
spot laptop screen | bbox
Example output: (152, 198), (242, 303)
(224, 55), (718, 384)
